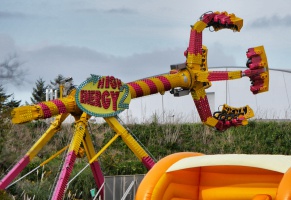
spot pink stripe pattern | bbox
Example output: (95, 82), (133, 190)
(52, 99), (67, 114)
(142, 79), (158, 94)
(52, 151), (76, 200)
(156, 76), (171, 91)
(38, 102), (52, 118)
(128, 82), (144, 97)
(90, 161), (104, 199)
(142, 156), (155, 170)
(0, 155), (30, 189)
(194, 96), (212, 122)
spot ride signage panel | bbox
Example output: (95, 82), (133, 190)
(76, 75), (131, 117)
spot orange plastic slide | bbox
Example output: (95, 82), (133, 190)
(135, 152), (291, 200)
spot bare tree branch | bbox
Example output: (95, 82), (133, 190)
(0, 54), (27, 85)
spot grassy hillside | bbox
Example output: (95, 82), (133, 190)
(1, 120), (291, 199)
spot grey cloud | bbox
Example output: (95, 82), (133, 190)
(20, 42), (237, 87)
(76, 8), (138, 15)
(75, 8), (102, 14)
(249, 14), (291, 28)
(0, 11), (28, 19)
(207, 43), (237, 67)
(23, 45), (183, 85)
(23, 45), (113, 84)
(4, 43), (238, 103)
(27, 45), (111, 64)
(105, 8), (138, 15)
(0, 34), (18, 60)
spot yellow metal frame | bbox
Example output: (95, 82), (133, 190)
(1, 11), (270, 200)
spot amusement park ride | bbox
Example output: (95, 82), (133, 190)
(1, 11), (290, 200)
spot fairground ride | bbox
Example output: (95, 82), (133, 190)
(0, 11), (269, 200)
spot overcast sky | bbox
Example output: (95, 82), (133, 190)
(1, 0), (291, 122)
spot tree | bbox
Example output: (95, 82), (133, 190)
(50, 74), (65, 89)
(0, 85), (20, 132)
(30, 78), (47, 104)
(0, 54), (22, 150)
(0, 85), (21, 117)
(0, 56), (23, 198)
(0, 85), (20, 162)
(50, 74), (74, 97)
(0, 84), (20, 143)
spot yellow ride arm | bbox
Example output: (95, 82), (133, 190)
(11, 89), (82, 124)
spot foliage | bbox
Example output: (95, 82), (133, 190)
(0, 190), (13, 200)
(1, 120), (291, 199)
(0, 55), (25, 199)
(50, 74), (65, 89)
(0, 85), (20, 171)
(30, 78), (48, 104)
(0, 85), (21, 116)
(49, 74), (75, 97)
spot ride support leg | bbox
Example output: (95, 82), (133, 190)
(0, 113), (69, 190)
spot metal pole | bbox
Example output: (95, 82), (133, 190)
(162, 95), (165, 123)
(46, 89), (49, 101)
(54, 89), (58, 99)
(225, 68), (228, 104)
(120, 181), (135, 200)
(50, 89), (53, 100)
(93, 182), (105, 200)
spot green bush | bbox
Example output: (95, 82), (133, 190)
(2, 120), (291, 199)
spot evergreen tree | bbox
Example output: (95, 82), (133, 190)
(50, 74), (65, 89)
(30, 78), (47, 104)
(50, 74), (74, 97)
(0, 85), (21, 118)
(0, 85), (20, 164)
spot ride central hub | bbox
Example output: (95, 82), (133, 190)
(80, 90), (120, 110)
(76, 75), (131, 117)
